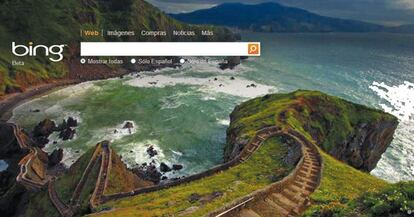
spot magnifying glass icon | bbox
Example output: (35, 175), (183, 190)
(248, 43), (260, 55)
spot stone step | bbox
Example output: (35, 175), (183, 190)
(294, 181), (316, 192)
(281, 188), (303, 204)
(301, 166), (320, 173)
(299, 166), (320, 174)
(239, 209), (262, 217)
(271, 193), (296, 212)
(296, 175), (318, 186)
(265, 198), (290, 216)
(303, 162), (319, 168)
(252, 199), (281, 217)
(298, 171), (318, 180)
(287, 185), (304, 194)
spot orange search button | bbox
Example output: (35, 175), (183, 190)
(248, 43), (260, 55)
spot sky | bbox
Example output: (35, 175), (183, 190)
(147, 0), (414, 26)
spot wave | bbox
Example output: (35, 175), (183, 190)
(369, 81), (414, 121)
(120, 140), (188, 179)
(87, 120), (138, 144)
(370, 81), (414, 182)
(124, 74), (276, 98)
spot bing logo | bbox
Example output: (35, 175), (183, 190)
(12, 42), (66, 62)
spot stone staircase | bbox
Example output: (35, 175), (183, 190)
(209, 130), (322, 217)
(235, 142), (321, 217)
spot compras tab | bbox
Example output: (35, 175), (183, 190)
(141, 30), (167, 37)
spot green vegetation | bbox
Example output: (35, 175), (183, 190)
(225, 90), (396, 158)
(54, 146), (98, 204)
(25, 191), (60, 217)
(0, 0), (234, 96)
(23, 90), (401, 216)
(24, 146), (99, 216)
(305, 181), (414, 217)
(94, 137), (292, 216)
(303, 151), (389, 216)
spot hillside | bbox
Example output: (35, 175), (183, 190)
(24, 142), (152, 216)
(0, 0), (235, 97)
(225, 90), (398, 172)
(171, 2), (414, 33)
(86, 90), (402, 216)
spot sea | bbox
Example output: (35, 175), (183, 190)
(9, 33), (414, 182)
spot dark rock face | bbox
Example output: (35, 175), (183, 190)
(160, 162), (172, 173)
(146, 145), (158, 158)
(0, 123), (21, 157)
(66, 117), (78, 128)
(133, 164), (162, 184)
(327, 120), (398, 172)
(33, 119), (56, 137)
(0, 123), (27, 216)
(219, 56), (241, 70)
(59, 128), (76, 140)
(48, 148), (63, 166)
(123, 121), (134, 129)
(172, 164), (183, 171)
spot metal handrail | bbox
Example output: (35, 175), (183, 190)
(215, 197), (255, 217)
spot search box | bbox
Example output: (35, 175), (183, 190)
(80, 42), (260, 57)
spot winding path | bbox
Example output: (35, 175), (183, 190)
(89, 141), (112, 209)
(17, 121), (321, 217)
(70, 145), (101, 206)
(210, 129), (322, 217)
(48, 179), (74, 217)
(9, 123), (50, 190)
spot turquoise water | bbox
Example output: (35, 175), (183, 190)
(11, 33), (414, 182)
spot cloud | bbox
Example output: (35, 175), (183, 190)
(148, 0), (414, 25)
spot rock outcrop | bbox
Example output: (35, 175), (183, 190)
(33, 119), (56, 138)
(223, 90), (398, 172)
(0, 123), (22, 157)
(48, 149), (64, 166)
(327, 120), (398, 171)
(219, 56), (241, 70)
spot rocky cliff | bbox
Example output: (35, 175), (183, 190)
(224, 90), (398, 172)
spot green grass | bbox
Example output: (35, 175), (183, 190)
(23, 146), (99, 216)
(54, 147), (97, 203)
(303, 151), (389, 216)
(22, 90), (398, 216)
(225, 90), (397, 158)
(24, 191), (60, 217)
(93, 137), (293, 217)
(304, 179), (414, 217)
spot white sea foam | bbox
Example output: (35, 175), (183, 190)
(125, 74), (275, 98)
(49, 81), (101, 98)
(170, 149), (183, 156)
(119, 140), (192, 178)
(88, 120), (138, 144)
(59, 147), (83, 167)
(121, 140), (166, 167)
(370, 81), (414, 182)
(217, 119), (230, 126)
(369, 81), (414, 121)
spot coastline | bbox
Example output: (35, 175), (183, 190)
(0, 80), (79, 121)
